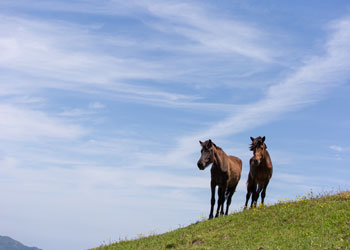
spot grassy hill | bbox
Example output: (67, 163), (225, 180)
(91, 191), (350, 250)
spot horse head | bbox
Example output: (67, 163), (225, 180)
(250, 136), (267, 165)
(197, 139), (215, 170)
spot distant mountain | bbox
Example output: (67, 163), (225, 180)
(0, 236), (42, 250)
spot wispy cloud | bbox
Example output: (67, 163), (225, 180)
(0, 15), (201, 103)
(139, 1), (276, 61)
(1, 0), (277, 62)
(0, 14), (248, 111)
(59, 102), (106, 117)
(89, 102), (105, 109)
(0, 104), (86, 141)
(329, 145), (350, 152)
(202, 17), (350, 138)
(154, 16), (350, 169)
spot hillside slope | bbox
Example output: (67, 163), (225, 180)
(92, 192), (350, 250)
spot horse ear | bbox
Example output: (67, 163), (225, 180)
(199, 140), (203, 146)
(208, 139), (213, 148)
(250, 137), (254, 142)
(262, 136), (266, 143)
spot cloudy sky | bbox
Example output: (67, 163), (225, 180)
(0, 1), (350, 250)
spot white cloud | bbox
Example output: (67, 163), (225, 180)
(0, 104), (86, 140)
(89, 102), (105, 109)
(0, 19), (162, 82)
(329, 145), (343, 152)
(329, 145), (350, 152)
(59, 108), (94, 117)
(59, 102), (106, 117)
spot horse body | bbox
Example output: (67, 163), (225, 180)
(249, 151), (272, 184)
(197, 139), (242, 219)
(245, 136), (273, 208)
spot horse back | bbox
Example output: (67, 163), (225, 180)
(227, 155), (242, 184)
(228, 156), (242, 171)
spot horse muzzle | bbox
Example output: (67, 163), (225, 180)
(197, 161), (205, 170)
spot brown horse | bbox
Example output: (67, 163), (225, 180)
(245, 136), (273, 209)
(197, 139), (242, 219)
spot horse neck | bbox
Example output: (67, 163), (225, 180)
(212, 147), (226, 171)
(261, 150), (272, 169)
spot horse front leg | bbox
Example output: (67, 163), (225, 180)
(245, 174), (253, 209)
(209, 180), (216, 219)
(244, 190), (251, 210)
(225, 185), (236, 215)
(254, 184), (263, 207)
(261, 181), (270, 206)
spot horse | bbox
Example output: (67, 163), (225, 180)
(244, 136), (273, 209)
(197, 139), (242, 219)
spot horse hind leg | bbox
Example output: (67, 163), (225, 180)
(225, 185), (236, 215)
(246, 178), (256, 209)
(244, 190), (251, 210)
(220, 188), (225, 216)
(261, 181), (270, 206)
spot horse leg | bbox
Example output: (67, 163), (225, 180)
(220, 188), (225, 216)
(225, 185), (236, 215)
(244, 191), (251, 209)
(250, 183), (258, 208)
(209, 181), (216, 219)
(255, 184), (263, 207)
(245, 174), (253, 209)
(261, 181), (270, 206)
(215, 187), (224, 217)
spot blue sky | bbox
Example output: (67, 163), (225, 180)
(0, 1), (350, 250)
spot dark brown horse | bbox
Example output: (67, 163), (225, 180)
(245, 136), (273, 209)
(197, 139), (242, 219)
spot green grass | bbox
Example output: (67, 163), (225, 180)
(91, 191), (350, 250)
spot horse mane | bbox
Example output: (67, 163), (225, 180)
(212, 142), (222, 151)
(249, 142), (257, 151)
